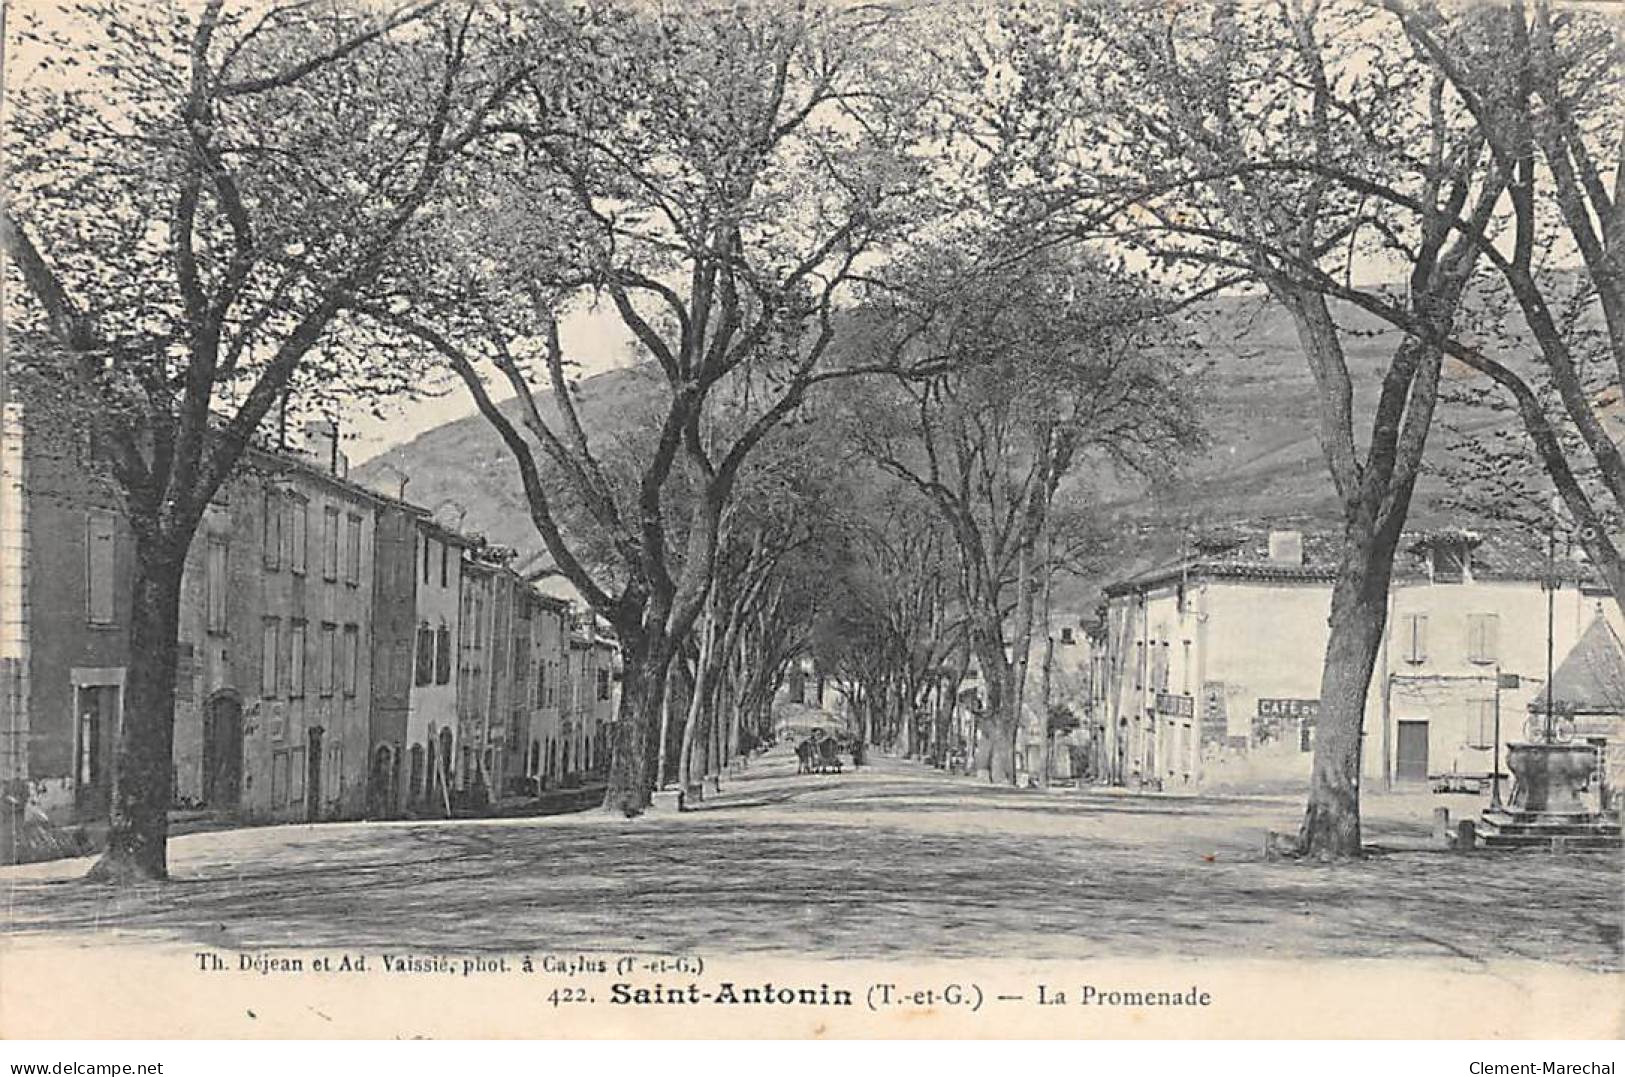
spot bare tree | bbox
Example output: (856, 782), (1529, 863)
(357, 0), (945, 814)
(2, 0), (519, 880)
(846, 244), (1202, 783)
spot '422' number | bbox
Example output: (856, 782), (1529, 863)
(547, 987), (590, 1007)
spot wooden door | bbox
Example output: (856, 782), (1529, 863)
(202, 694), (243, 807)
(1396, 720), (1429, 782)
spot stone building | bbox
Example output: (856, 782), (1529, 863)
(395, 517), (470, 814)
(516, 588), (570, 793)
(170, 434), (383, 824)
(0, 388), (135, 824)
(1094, 527), (1616, 792)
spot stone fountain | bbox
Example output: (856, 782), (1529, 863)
(1476, 738), (1621, 850)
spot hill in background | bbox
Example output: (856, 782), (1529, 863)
(352, 295), (1502, 615)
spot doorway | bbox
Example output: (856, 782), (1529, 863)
(202, 693), (243, 808)
(73, 683), (119, 817)
(370, 744), (396, 818)
(1396, 719), (1429, 783)
(408, 743), (425, 805)
(306, 726), (324, 821)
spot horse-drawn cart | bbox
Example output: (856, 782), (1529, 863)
(795, 736), (844, 775)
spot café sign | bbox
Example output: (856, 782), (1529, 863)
(1256, 698), (1319, 721)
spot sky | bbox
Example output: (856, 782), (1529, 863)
(341, 296), (639, 465)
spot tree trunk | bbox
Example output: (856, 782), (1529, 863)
(1296, 513), (1404, 859)
(1038, 524), (1055, 788)
(678, 609), (716, 799)
(88, 543), (184, 883)
(603, 630), (669, 817)
(656, 660), (680, 790)
(968, 611), (1017, 784)
(1009, 541), (1039, 785)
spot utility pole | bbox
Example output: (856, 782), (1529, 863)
(1492, 666), (1504, 809)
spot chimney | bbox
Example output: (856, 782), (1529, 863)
(1268, 530), (1304, 566)
(301, 419), (340, 475)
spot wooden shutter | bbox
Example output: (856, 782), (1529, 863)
(86, 512), (116, 624)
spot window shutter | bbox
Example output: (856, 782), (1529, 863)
(1406, 614), (1428, 663)
(262, 620), (279, 698)
(290, 623), (306, 697)
(86, 512), (116, 624)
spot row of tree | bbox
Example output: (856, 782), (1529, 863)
(5, 0), (1620, 879)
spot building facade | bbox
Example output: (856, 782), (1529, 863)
(1094, 528), (1615, 793)
(2, 386), (625, 850)
(170, 449), (382, 824)
(399, 518), (469, 814)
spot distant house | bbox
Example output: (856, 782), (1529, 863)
(1093, 526), (1617, 792)
(393, 517), (472, 816)
(519, 590), (570, 791)
(0, 370), (607, 848)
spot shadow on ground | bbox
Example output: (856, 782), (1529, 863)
(2, 752), (1618, 970)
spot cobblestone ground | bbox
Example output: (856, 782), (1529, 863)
(2, 749), (1619, 970)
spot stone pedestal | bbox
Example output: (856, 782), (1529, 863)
(1507, 742), (1596, 814)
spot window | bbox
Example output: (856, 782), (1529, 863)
(596, 667), (610, 701)
(422, 535), (432, 584)
(1151, 640), (1170, 692)
(86, 511), (116, 625)
(1432, 545), (1467, 584)
(345, 514), (362, 586)
(473, 592), (484, 648)
(440, 544), (449, 588)
(537, 661), (547, 707)
(1134, 641), (1143, 690)
(1467, 699), (1496, 750)
(272, 751), (288, 806)
(206, 538), (228, 634)
(261, 618), (280, 699)
(1059, 626), (1075, 646)
(415, 625), (435, 687)
(1182, 640), (1192, 695)
(320, 623), (337, 696)
(262, 488), (281, 570)
(289, 621), (306, 697)
(287, 495), (308, 575)
(323, 506), (340, 581)
(343, 624), (360, 696)
(435, 625), (452, 685)
(1467, 613), (1500, 665)
(1403, 614), (1428, 664)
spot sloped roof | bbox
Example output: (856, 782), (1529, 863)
(1529, 615), (1625, 715)
(1104, 526), (1606, 597)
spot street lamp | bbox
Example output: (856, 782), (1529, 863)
(1493, 669), (1519, 809)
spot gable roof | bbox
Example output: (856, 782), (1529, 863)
(1529, 614), (1625, 715)
(1103, 526), (1607, 597)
